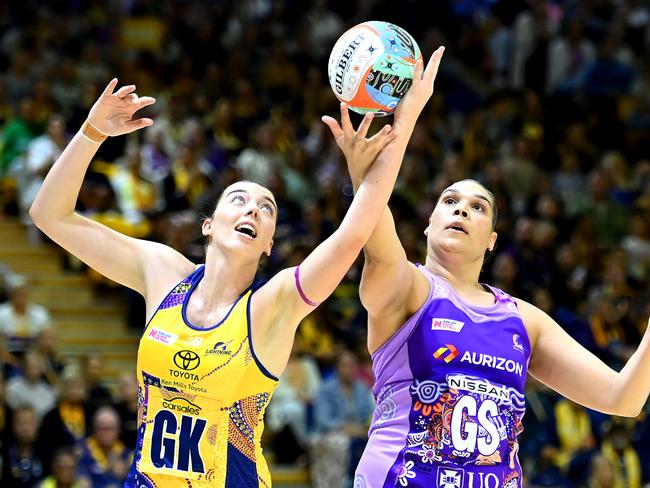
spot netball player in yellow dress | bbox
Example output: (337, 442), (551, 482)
(29, 48), (445, 487)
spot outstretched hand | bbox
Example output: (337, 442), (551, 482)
(321, 103), (397, 180)
(87, 79), (156, 137)
(394, 46), (445, 122)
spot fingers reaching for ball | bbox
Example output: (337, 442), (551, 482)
(422, 46), (445, 86)
(394, 45), (445, 119)
(322, 103), (397, 178)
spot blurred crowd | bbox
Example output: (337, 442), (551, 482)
(0, 0), (649, 486)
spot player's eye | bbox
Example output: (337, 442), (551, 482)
(472, 203), (485, 212)
(231, 195), (245, 205)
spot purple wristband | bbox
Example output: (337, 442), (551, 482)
(294, 266), (319, 307)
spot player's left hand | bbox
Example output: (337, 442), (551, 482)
(322, 102), (397, 180)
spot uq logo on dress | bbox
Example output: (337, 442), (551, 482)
(438, 467), (464, 488)
(437, 466), (506, 488)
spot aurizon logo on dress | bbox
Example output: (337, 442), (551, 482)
(433, 344), (524, 377)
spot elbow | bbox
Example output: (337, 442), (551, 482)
(336, 228), (366, 255)
(616, 406), (643, 418)
(608, 401), (643, 418)
(28, 203), (47, 230)
(348, 234), (367, 253)
(28, 204), (42, 227)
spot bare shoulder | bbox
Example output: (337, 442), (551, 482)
(405, 262), (431, 314)
(367, 262), (431, 354)
(514, 298), (547, 351)
(139, 241), (197, 301)
(250, 267), (296, 324)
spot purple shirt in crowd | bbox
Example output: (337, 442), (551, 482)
(355, 265), (531, 488)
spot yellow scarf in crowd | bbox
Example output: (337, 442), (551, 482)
(601, 442), (641, 488)
(86, 437), (127, 472)
(59, 402), (85, 440)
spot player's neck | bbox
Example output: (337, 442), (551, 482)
(199, 250), (257, 307)
(425, 254), (483, 295)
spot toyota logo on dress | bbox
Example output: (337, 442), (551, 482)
(173, 350), (200, 370)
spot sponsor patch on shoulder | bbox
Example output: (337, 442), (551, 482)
(147, 327), (178, 346)
(431, 318), (465, 333)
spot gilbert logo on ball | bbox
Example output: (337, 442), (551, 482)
(328, 21), (421, 116)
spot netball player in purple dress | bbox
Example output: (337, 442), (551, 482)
(324, 129), (650, 488)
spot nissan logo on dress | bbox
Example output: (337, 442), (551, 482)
(173, 350), (200, 370)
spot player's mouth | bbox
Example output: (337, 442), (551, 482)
(235, 221), (257, 239)
(446, 222), (468, 234)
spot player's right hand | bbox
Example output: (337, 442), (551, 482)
(322, 102), (397, 180)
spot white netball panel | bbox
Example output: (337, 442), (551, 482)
(328, 26), (383, 102)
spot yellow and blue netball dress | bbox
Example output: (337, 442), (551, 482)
(124, 266), (278, 488)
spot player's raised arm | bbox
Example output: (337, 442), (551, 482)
(260, 48), (445, 327)
(29, 79), (188, 295)
(329, 47), (445, 351)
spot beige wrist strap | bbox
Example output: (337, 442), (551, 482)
(81, 120), (108, 143)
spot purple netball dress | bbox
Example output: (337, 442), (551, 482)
(354, 265), (531, 488)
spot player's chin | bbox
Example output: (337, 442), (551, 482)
(436, 239), (472, 255)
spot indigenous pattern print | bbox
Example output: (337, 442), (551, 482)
(124, 266), (277, 488)
(355, 266), (531, 488)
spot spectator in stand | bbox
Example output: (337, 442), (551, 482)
(18, 114), (67, 226)
(599, 420), (642, 488)
(587, 453), (618, 488)
(490, 252), (519, 295)
(587, 454), (616, 488)
(310, 350), (374, 488)
(552, 398), (597, 480)
(583, 34), (635, 97)
(0, 369), (14, 470)
(139, 125), (172, 185)
(0, 262), (13, 304)
(546, 19), (596, 95)
(112, 372), (138, 448)
(208, 98), (242, 172)
(77, 406), (132, 488)
(1, 405), (49, 487)
(32, 327), (65, 386)
(0, 275), (51, 363)
(266, 344), (321, 464)
(621, 212), (650, 283)
(79, 354), (113, 418)
(109, 144), (157, 225)
(0, 97), (39, 178)
(520, 377), (562, 484)
(6, 351), (57, 421)
(38, 447), (82, 488)
(162, 142), (215, 212)
(40, 366), (91, 452)
(233, 122), (283, 187)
